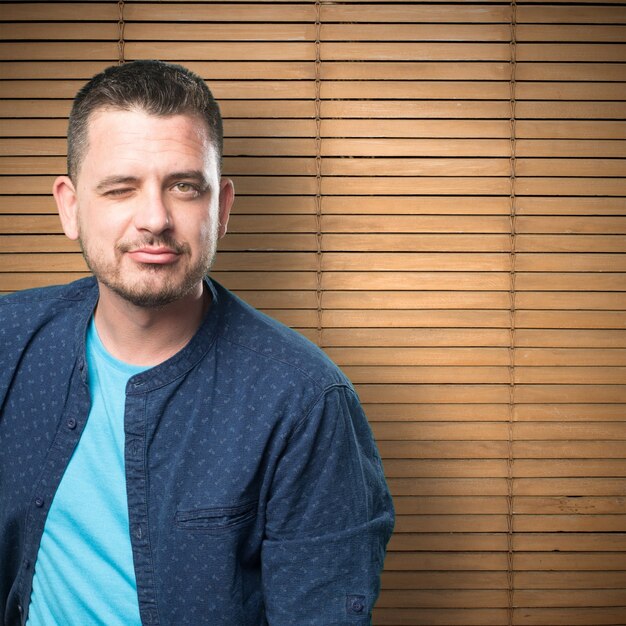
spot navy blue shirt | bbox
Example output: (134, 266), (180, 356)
(0, 277), (394, 625)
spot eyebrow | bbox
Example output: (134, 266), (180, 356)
(95, 175), (140, 192)
(164, 170), (210, 188)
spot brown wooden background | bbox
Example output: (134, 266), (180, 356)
(1, 1), (625, 624)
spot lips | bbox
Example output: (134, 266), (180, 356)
(126, 247), (180, 264)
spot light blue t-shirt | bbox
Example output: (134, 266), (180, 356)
(27, 319), (146, 625)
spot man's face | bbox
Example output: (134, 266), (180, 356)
(54, 108), (233, 308)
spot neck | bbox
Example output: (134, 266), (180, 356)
(93, 282), (209, 366)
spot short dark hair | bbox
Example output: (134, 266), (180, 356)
(67, 60), (223, 181)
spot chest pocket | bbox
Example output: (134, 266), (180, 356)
(175, 499), (258, 533)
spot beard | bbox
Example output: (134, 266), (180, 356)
(79, 231), (217, 308)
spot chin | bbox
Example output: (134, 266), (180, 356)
(84, 246), (214, 308)
(99, 268), (206, 308)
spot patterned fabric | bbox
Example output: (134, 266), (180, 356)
(0, 277), (394, 625)
(26, 318), (144, 625)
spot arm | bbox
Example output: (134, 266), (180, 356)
(262, 384), (394, 625)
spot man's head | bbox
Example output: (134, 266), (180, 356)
(67, 60), (223, 182)
(54, 61), (234, 309)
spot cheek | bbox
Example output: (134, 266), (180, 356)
(78, 211), (123, 253)
(193, 212), (218, 243)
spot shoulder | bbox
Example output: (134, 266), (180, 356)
(1, 276), (96, 308)
(0, 278), (96, 403)
(211, 280), (349, 393)
(0, 277), (97, 338)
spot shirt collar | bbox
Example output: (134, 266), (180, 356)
(73, 276), (221, 392)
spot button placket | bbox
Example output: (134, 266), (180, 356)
(124, 392), (159, 623)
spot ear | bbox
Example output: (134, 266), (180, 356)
(53, 175), (80, 241)
(217, 177), (234, 239)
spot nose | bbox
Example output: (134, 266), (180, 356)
(133, 187), (171, 235)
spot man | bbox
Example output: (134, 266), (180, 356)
(0, 60), (394, 625)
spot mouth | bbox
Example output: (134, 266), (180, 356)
(126, 247), (181, 265)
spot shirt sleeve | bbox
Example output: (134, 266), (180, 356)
(261, 384), (395, 625)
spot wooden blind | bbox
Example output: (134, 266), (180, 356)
(1, 1), (625, 624)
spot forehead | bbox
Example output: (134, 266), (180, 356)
(86, 107), (213, 150)
(81, 107), (217, 171)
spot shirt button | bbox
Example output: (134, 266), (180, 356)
(351, 600), (364, 613)
(17, 604), (23, 614)
(34, 497), (44, 507)
(67, 417), (77, 429)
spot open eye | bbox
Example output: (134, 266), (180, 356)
(172, 182), (200, 196)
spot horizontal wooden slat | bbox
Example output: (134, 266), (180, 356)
(320, 328), (512, 350)
(0, 22), (517, 44)
(321, 4), (512, 23)
(323, 23), (510, 41)
(382, 570), (626, 590)
(519, 82), (626, 101)
(0, 76), (316, 98)
(0, 22), (119, 40)
(323, 42), (511, 61)
(377, 588), (509, 608)
(0, 60), (311, 82)
(513, 401), (625, 420)
(368, 403), (626, 422)
(382, 570), (508, 589)
(378, 587), (626, 607)
(373, 606), (626, 625)
(518, 24), (626, 41)
(385, 460), (626, 480)
(322, 81), (626, 100)
(383, 551), (626, 572)
(515, 571), (626, 589)
(2, 3), (118, 20)
(3, 3), (313, 22)
(0, 272), (91, 292)
(385, 478), (626, 498)
(515, 497), (626, 514)
(323, 291), (626, 310)
(0, 42), (119, 61)
(518, 5), (626, 23)
(346, 366), (510, 384)
(344, 366), (626, 385)
(517, 43), (626, 62)
(322, 61), (510, 80)
(373, 607), (507, 625)
(327, 347), (626, 367)
(517, 62), (626, 82)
